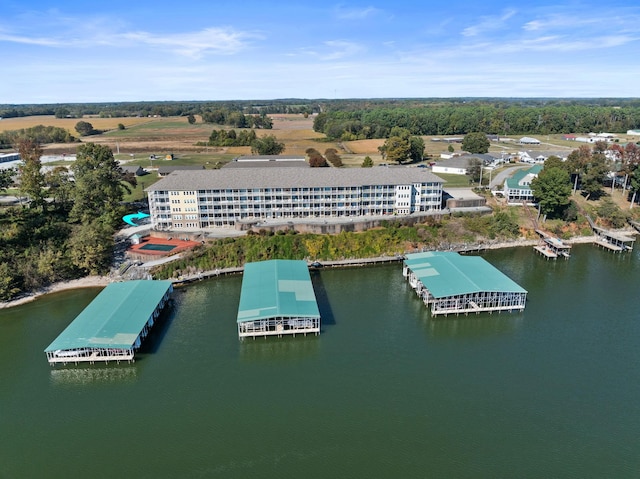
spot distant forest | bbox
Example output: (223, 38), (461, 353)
(1, 98), (640, 141)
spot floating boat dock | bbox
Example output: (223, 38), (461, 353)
(403, 251), (527, 316)
(534, 230), (571, 260)
(44, 280), (173, 365)
(237, 260), (320, 339)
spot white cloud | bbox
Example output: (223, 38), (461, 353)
(120, 28), (259, 58)
(0, 14), (259, 58)
(321, 40), (365, 60)
(462, 9), (517, 37)
(334, 5), (382, 20)
(0, 32), (67, 47)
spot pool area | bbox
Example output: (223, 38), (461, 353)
(126, 235), (201, 262)
(138, 243), (177, 252)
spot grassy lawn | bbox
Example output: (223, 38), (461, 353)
(122, 171), (161, 203)
(433, 172), (477, 187)
(103, 119), (213, 139)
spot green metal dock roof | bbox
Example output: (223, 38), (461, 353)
(237, 260), (320, 323)
(44, 280), (173, 352)
(404, 251), (527, 298)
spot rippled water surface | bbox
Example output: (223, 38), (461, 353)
(1, 244), (639, 478)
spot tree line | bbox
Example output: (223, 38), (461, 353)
(200, 110), (273, 129)
(5, 98), (640, 122)
(204, 129), (258, 147)
(0, 100), (315, 120)
(313, 104), (640, 140)
(0, 141), (136, 301)
(0, 125), (76, 149)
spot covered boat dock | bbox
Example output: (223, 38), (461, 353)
(593, 228), (635, 252)
(237, 260), (321, 339)
(45, 280), (173, 365)
(403, 251), (527, 316)
(534, 230), (571, 259)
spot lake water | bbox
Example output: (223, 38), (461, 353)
(1, 244), (639, 478)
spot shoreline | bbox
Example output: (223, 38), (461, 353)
(0, 235), (600, 311)
(0, 276), (110, 310)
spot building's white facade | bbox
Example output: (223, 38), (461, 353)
(0, 153), (20, 163)
(147, 167), (445, 230)
(504, 165), (542, 204)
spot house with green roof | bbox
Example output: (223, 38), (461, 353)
(504, 165), (542, 204)
(403, 251), (527, 316)
(237, 259), (320, 338)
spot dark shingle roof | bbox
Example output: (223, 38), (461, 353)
(147, 167), (444, 191)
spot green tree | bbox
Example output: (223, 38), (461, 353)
(187, 114), (196, 124)
(0, 261), (20, 301)
(0, 168), (16, 192)
(489, 209), (520, 238)
(227, 111), (248, 128)
(566, 145), (592, 192)
(409, 136), (425, 162)
(447, 144), (454, 153)
(45, 166), (74, 211)
(543, 155), (565, 171)
(581, 153), (609, 200)
(75, 121), (96, 136)
(251, 135), (285, 155)
(70, 143), (128, 226)
(117, 123), (125, 130)
(68, 221), (114, 275)
(362, 156), (374, 167)
(54, 107), (70, 119)
(17, 138), (46, 209)
(466, 158), (483, 184)
(461, 132), (490, 154)
(531, 167), (572, 217)
(380, 135), (411, 164)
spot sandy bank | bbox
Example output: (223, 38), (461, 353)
(0, 276), (110, 310)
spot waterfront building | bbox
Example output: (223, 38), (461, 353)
(0, 152), (20, 163)
(44, 280), (173, 364)
(504, 165), (542, 204)
(146, 166), (444, 231)
(237, 259), (320, 339)
(403, 251), (527, 316)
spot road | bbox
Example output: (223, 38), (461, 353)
(488, 164), (532, 188)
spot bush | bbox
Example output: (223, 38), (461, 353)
(597, 199), (627, 228)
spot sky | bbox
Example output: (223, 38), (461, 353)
(1, 0), (639, 104)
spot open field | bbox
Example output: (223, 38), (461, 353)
(0, 114), (342, 158)
(0, 115), (152, 134)
(3, 113), (637, 171)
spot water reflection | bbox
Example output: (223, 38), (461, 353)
(239, 336), (320, 362)
(50, 365), (138, 386)
(424, 313), (523, 339)
(310, 271), (336, 326)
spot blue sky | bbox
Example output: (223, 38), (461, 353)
(1, 0), (639, 103)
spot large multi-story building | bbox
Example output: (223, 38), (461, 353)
(146, 166), (445, 230)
